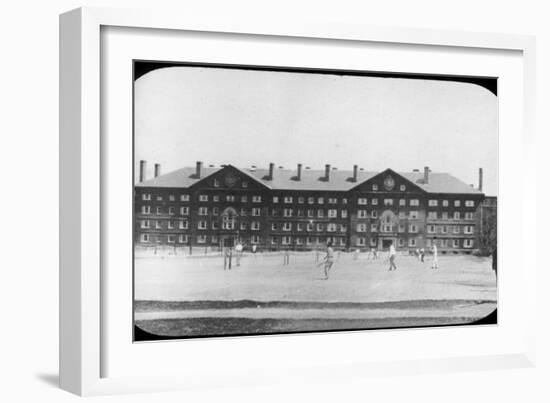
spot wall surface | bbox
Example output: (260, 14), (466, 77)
(0, 0), (548, 402)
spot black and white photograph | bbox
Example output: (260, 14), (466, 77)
(132, 61), (498, 341)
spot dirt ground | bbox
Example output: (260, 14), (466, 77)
(134, 251), (497, 338)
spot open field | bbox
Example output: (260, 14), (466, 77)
(134, 251), (497, 338)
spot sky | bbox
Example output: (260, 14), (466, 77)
(134, 66), (498, 196)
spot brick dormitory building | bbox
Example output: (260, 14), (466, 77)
(134, 161), (492, 253)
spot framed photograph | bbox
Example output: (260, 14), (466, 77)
(60, 7), (536, 396)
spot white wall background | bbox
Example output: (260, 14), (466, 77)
(0, 0), (547, 402)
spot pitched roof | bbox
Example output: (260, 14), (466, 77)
(136, 165), (483, 195)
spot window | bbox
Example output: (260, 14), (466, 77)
(358, 210), (368, 218)
(465, 200), (474, 207)
(372, 184), (378, 191)
(251, 235), (260, 244)
(226, 195), (235, 202)
(169, 195), (175, 201)
(178, 235), (188, 243)
(283, 222), (292, 231)
(284, 196), (293, 203)
(252, 208), (261, 216)
(342, 198), (348, 204)
(308, 197), (315, 204)
(156, 195), (163, 201)
(382, 224), (392, 233)
(141, 205), (151, 214)
(197, 235), (207, 244)
(140, 234), (149, 243)
(429, 199), (438, 206)
(168, 235), (176, 243)
(283, 208), (293, 217)
(298, 197), (305, 204)
(428, 225), (436, 233)
(371, 211), (378, 219)
(156, 206), (162, 215)
(398, 238), (405, 247)
(328, 198), (338, 204)
(465, 212), (474, 220)
(464, 239), (473, 248)
(428, 211), (437, 219)
(464, 225), (474, 234)
(370, 224), (378, 232)
(140, 220), (150, 229)
(328, 209), (337, 218)
(297, 223), (304, 231)
(409, 211), (418, 219)
(327, 223), (337, 232)
(409, 238), (417, 247)
(357, 237), (366, 246)
(453, 239), (460, 248)
(212, 207), (219, 216)
(442, 212), (448, 220)
(168, 206), (175, 215)
(271, 209), (279, 217)
(241, 196), (248, 203)
(371, 198), (378, 205)
(318, 197), (324, 204)
(399, 199), (406, 206)
(307, 223), (314, 232)
(213, 179), (220, 187)
(211, 236), (218, 244)
(398, 224), (405, 233)
(341, 210), (348, 218)
(340, 224), (347, 233)
(251, 221), (260, 230)
(356, 223), (367, 232)
(199, 194), (208, 202)
(273, 196), (279, 203)
(358, 198), (368, 205)
(370, 238), (377, 247)
(441, 226), (448, 234)
(239, 222), (246, 231)
(155, 221), (162, 229)
(398, 211), (406, 219)
(306, 237), (313, 245)
(296, 237), (303, 245)
(410, 199), (419, 206)
(199, 207), (208, 216)
(168, 221), (174, 229)
(384, 199), (393, 206)
(317, 209), (324, 218)
(316, 223), (324, 232)
(179, 220), (188, 230)
(307, 209), (314, 217)
(271, 237), (278, 245)
(453, 225), (460, 234)
(409, 224), (418, 233)
(142, 193), (151, 201)
(180, 194), (189, 202)
(242, 181), (248, 188)
(400, 185), (406, 191)
(442, 200), (449, 207)
(454, 200), (461, 207)
(198, 221), (207, 230)
(282, 236), (292, 245)
(252, 196), (262, 203)
(213, 195), (220, 202)
(454, 212), (461, 220)
(271, 223), (278, 231)
(180, 206), (189, 215)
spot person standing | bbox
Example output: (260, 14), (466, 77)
(224, 246), (232, 270)
(235, 241), (243, 267)
(419, 248), (425, 262)
(430, 240), (438, 270)
(388, 242), (397, 271)
(283, 247), (290, 265)
(322, 241), (335, 280)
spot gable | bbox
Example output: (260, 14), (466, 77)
(350, 169), (426, 194)
(189, 165), (271, 191)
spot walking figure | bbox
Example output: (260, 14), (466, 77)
(354, 248), (360, 260)
(283, 247), (290, 265)
(319, 241), (335, 280)
(419, 248), (425, 262)
(235, 241), (243, 267)
(388, 242), (397, 271)
(224, 247), (233, 270)
(430, 240), (438, 269)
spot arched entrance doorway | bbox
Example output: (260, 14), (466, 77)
(378, 210), (399, 250)
(220, 207), (239, 248)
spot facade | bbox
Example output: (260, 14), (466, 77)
(134, 161), (488, 253)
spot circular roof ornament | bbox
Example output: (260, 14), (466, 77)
(383, 175), (395, 191)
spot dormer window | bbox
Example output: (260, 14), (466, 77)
(213, 179), (220, 187)
(242, 181), (248, 188)
(372, 184), (378, 191)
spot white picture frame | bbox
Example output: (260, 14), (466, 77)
(60, 6), (537, 396)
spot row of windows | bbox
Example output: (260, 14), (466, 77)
(427, 225), (474, 234)
(428, 211), (474, 220)
(272, 196), (348, 205)
(356, 224), (419, 233)
(354, 237), (473, 248)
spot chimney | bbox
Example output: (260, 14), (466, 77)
(297, 163), (302, 181)
(478, 168), (483, 192)
(353, 165), (358, 182)
(154, 163), (161, 178)
(424, 166), (429, 184)
(139, 160), (146, 182)
(195, 161), (203, 178)
(269, 163), (275, 180)
(325, 164), (331, 181)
